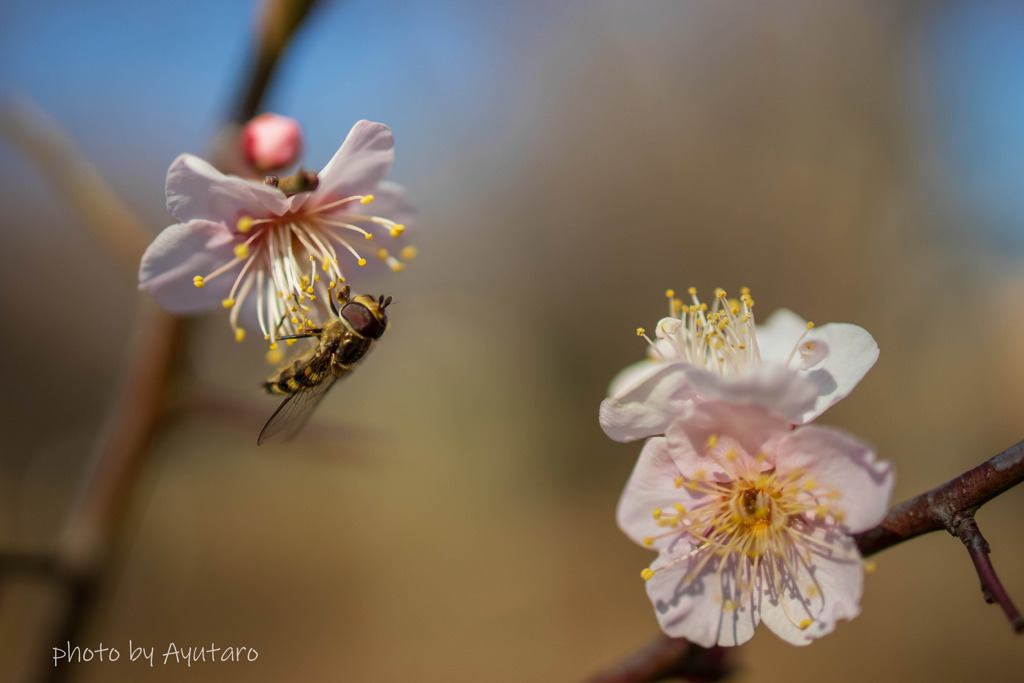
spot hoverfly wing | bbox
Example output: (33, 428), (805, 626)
(257, 373), (339, 445)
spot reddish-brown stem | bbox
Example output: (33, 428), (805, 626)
(954, 516), (1024, 633)
(585, 438), (1024, 683)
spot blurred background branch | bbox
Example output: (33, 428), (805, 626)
(0, 1), (321, 681)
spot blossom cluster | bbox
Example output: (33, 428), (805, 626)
(139, 119), (416, 345)
(602, 287), (893, 647)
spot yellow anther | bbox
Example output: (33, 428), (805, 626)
(806, 321), (815, 329)
(755, 473), (771, 490)
(364, 233), (373, 240)
(310, 255), (316, 262)
(192, 275), (205, 289)
(234, 328), (246, 342)
(286, 339), (296, 346)
(233, 244), (249, 259)
(693, 468), (706, 480)
(358, 258), (367, 266)
(715, 288), (727, 299)
(725, 449), (738, 461)
(268, 343), (278, 350)
(674, 476), (684, 488)
(652, 508), (662, 520)
(391, 223), (406, 236)
(290, 317), (299, 325)
(389, 262), (406, 272)
(798, 619), (813, 630)
(642, 537), (654, 547)
(815, 505), (828, 521)
(221, 298), (235, 309)
(673, 503), (686, 512)
(636, 327), (646, 337)
(640, 568), (655, 581)
(705, 434), (719, 450)
(400, 245), (418, 261)
(237, 216), (254, 233)
(360, 194), (375, 204)
(665, 289), (675, 298)
(265, 348), (284, 365)
(305, 286), (314, 294)
(864, 560), (878, 574)
(687, 287), (697, 295)
(377, 248), (389, 260)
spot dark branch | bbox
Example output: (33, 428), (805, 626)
(585, 438), (1024, 683)
(954, 517), (1024, 633)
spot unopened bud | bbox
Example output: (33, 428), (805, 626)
(242, 113), (303, 172)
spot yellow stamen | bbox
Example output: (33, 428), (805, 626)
(400, 245), (418, 261)
(360, 194), (375, 204)
(233, 244), (249, 259)
(221, 298), (235, 309)
(193, 275), (205, 289)
(237, 216), (254, 233)
(640, 568), (655, 581)
(234, 328), (246, 342)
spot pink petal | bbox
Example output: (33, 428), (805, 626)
(646, 553), (760, 647)
(314, 120), (395, 203)
(138, 220), (239, 313)
(665, 402), (790, 476)
(796, 322), (879, 424)
(616, 437), (703, 552)
(777, 425), (894, 533)
(369, 180), (418, 230)
(758, 532), (863, 645)
(165, 154), (289, 225)
(685, 364), (819, 425)
(600, 363), (695, 442)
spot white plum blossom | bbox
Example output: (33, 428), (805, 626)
(600, 288), (878, 442)
(139, 120), (417, 344)
(618, 401), (894, 647)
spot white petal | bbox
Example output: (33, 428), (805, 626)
(616, 437), (703, 552)
(755, 308), (809, 365)
(777, 426), (894, 533)
(647, 553), (760, 647)
(165, 154), (289, 224)
(758, 532), (863, 645)
(314, 120), (395, 202)
(796, 322), (879, 424)
(138, 220), (238, 313)
(600, 363), (695, 442)
(685, 364), (819, 424)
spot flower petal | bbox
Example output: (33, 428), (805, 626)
(138, 220), (239, 313)
(166, 154), (289, 224)
(758, 532), (863, 645)
(617, 437), (703, 552)
(368, 180), (418, 231)
(685, 364), (819, 425)
(647, 553), (760, 647)
(665, 401), (791, 475)
(314, 120), (395, 202)
(796, 322), (879, 424)
(754, 308), (810, 365)
(777, 425), (894, 533)
(600, 363), (695, 442)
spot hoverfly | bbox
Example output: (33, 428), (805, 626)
(258, 285), (392, 445)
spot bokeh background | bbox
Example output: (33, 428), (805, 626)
(1, 0), (1023, 681)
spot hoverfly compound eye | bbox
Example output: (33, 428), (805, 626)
(341, 301), (386, 339)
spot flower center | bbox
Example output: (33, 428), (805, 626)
(635, 287), (816, 377)
(192, 193), (415, 344)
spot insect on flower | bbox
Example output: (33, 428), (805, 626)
(258, 284), (391, 445)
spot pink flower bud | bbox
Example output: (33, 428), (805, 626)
(241, 113), (304, 172)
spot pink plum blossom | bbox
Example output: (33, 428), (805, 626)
(242, 112), (304, 172)
(618, 401), (894, 647)
(600, 288), (878, 442)
(138, 120), (417, 344)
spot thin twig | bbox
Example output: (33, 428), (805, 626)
(954, 516), (1024, 633)
(585, 438), (1024, 683)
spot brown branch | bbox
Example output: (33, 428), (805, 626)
(954, 517), (1024, 633)
(585, 438), (1024, 683)
(232, 0), (321, 124)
